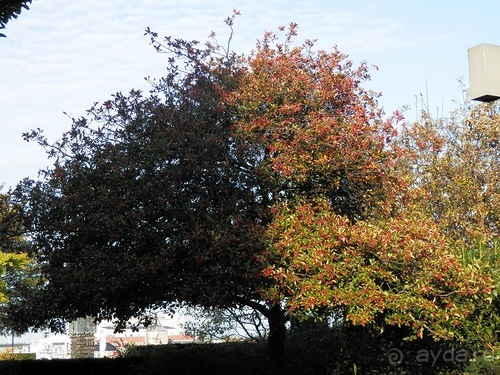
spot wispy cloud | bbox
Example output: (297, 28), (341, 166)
(1, 0), (499, 190)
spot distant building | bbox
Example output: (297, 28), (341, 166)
(30, 333), (71, 359)
(95, 314), (194, 357)
(0, 332), (71, 359)
(0, 313), (194, 359)
(0, 342), (31, 356)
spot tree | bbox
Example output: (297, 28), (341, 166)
(0, 251), (27, 304)
(0, 0), (32, 37)
(262, 199), (490, 342)
(0, 191), (31, 330)
(7, 13), (273, 343)
(223, 24), (492, 344)
(396, 96), (499, 349)
(225, 26), (401, 221)
(183, 305), (268, 343)
(4, 18), (493, 363)
(398, 96), (499, 244)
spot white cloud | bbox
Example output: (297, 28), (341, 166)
(1, 0), (499, 191)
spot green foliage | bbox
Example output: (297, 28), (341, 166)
(0, 350), (36, 361)
(0, 192), (29, 254)
(0, 192), (33, 332)
(462, 354), (500, 375)
(121, 327), (477, 374)
(0, 330), (496, 374)
(6, 21), (269, 332)
(398, 99), (499, 244)
(0, 251), (29, 303)
(457, 239), (499, 350)
(0, 357), (144, 375)
(263, 198), (492, 342)
(122, 342), (274, 375)
(397, 98), (499, 351)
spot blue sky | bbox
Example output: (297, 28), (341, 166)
(1, 0), (499, 191)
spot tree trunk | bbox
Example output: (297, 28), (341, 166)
(235, 298), (288, 369)
(267, 304), (287, 367)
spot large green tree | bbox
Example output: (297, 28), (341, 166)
(4, 18), (493, 361)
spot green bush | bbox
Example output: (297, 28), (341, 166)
(124, 342), (275, 375)
(11, 352), (36, 360)
(123, 326), (476, 374)
(0, 329), (495, 374)
(285, 323), (467, 374)
(0, 357), (143, 375)
(462, 356), (500, 375)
